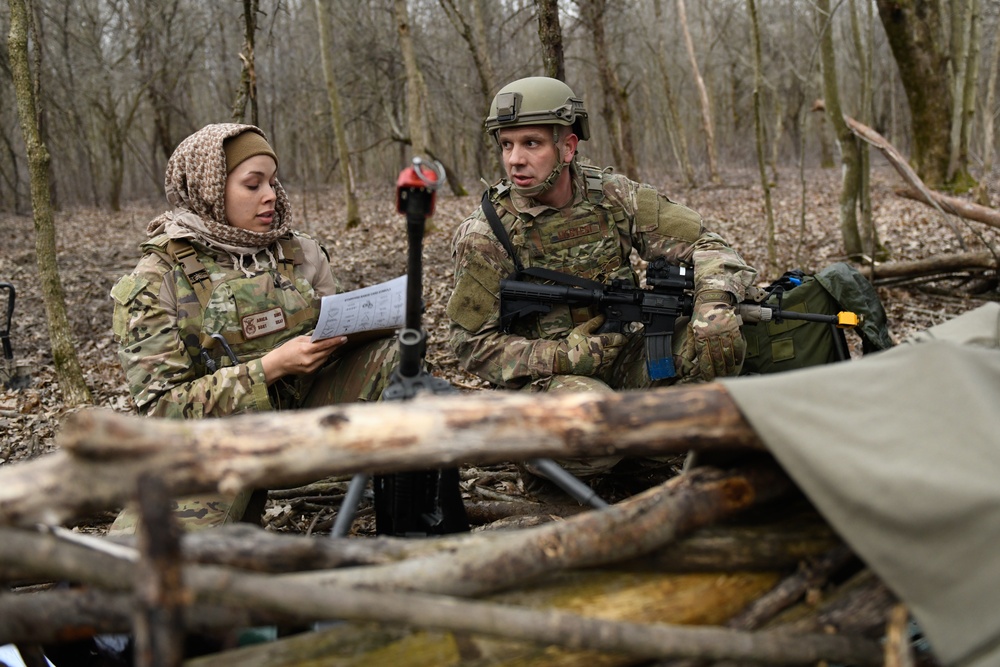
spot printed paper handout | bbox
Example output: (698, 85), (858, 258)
(311, 275), (407, 341)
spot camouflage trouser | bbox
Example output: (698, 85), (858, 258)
(108, 335), (400, 536)
(521, 329), (683, 480)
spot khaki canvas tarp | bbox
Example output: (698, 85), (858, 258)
(723, 303), (1000, 667)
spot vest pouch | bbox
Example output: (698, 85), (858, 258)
(199, 269), (316, 364)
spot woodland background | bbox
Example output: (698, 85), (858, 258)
(1, 0), (999, 486)
(2, 0), (1000, 211)
(0, 1), (999, 662)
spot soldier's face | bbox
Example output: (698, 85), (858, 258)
(224, 155), (279, 233)
(498, 126), (573, 188)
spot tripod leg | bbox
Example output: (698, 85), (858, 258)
(528, 458), (610, 509)
(331, 473), (370, 538)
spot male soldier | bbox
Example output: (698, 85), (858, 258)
(446, 77), (757, 496)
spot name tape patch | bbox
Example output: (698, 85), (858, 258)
(242, 307), (287, 340)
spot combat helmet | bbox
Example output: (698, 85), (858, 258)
(485, 77), (590, 141)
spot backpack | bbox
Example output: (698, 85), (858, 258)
(741, 262), (893, 375)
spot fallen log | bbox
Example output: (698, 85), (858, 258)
(186, 565), (884, 665)
(766, 568), (899, 639)
(0, 507), (838, 588)
(844, 115), (968, 248)
(0, 588), (296, 644)
(0, 529), (883, 665)
(1, 571), (783, 661)
(188, 570), (784, 667)
(0, 466), (791, 600)
(133, 474), (185, 667)
(724, 543), (856, 631)
(895, 185), (1000, 230)
(276, 465), (792, 597)
(0, 384), (762, 527)
(621, 500), (840, 573)
(839, 115), (998, 284)
(857, 251), (996, 283)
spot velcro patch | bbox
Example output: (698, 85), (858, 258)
(447, 248), (505, 332)
(241, 307), (287, 340)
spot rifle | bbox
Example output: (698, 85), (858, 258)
(333, 158), (469, 538)
(499, 258), (862, 380)
(500, 257), (694, 380)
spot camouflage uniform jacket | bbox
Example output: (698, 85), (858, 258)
(111, 229), (340, 418)
(446, 162), (756, 388)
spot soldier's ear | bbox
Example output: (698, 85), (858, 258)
(562, 133), (578, 163)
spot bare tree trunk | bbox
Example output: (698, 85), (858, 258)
(315, 0), (360, 228)
(394, 0), (466, 196)
(577, 0), (639, 179)
(437, 0), (496, 108)
(676, 0), (719, 184)
(941, 0), (983, 192)
(875, 0), (954, 188)
(816, 0), (865, 260)
(232, 0), (259, 125)
(535, 0), (565, 81)
(947, 0), (970, 183)
(957, 0), (982, 189)
(974, 17), (1000, 206)
(812, 97), (836, 168)
(849, 0), (885, 262)
(768, 98), (783, 183)
(653, 0), (696, 187)
(439, 0), (500, 177)
(748, 0), (777, 276)
(7, 0), (92, 407)
(395, 0), (428, 159)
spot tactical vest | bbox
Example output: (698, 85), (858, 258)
(492, 165), (635, 283)
(487, 164), (637, 338)
(147, 234), (319, 375)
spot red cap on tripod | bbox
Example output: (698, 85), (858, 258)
(395, 158), (444, 215)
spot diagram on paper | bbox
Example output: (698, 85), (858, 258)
(311, 275), (407, 341)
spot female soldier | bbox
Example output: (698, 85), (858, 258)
(109, 123), (397, 530)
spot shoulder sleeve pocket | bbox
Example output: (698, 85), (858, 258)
(111, 274), (149, 342)
(446, 253), (502, 333)
(635, 186), (703, 241)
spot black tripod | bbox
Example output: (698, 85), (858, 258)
(333, 158), (468, 537)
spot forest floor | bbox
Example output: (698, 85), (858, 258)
(1, 164), (997, 531)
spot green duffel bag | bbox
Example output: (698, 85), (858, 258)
(741, 262), (893, 374)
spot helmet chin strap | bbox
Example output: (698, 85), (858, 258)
(512, 159), (566, 198)
(512, 128), (568, 199)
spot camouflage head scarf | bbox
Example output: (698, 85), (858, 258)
(146, 124), (292, 263)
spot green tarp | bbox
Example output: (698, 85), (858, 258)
(722, 303), (1000, 667)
